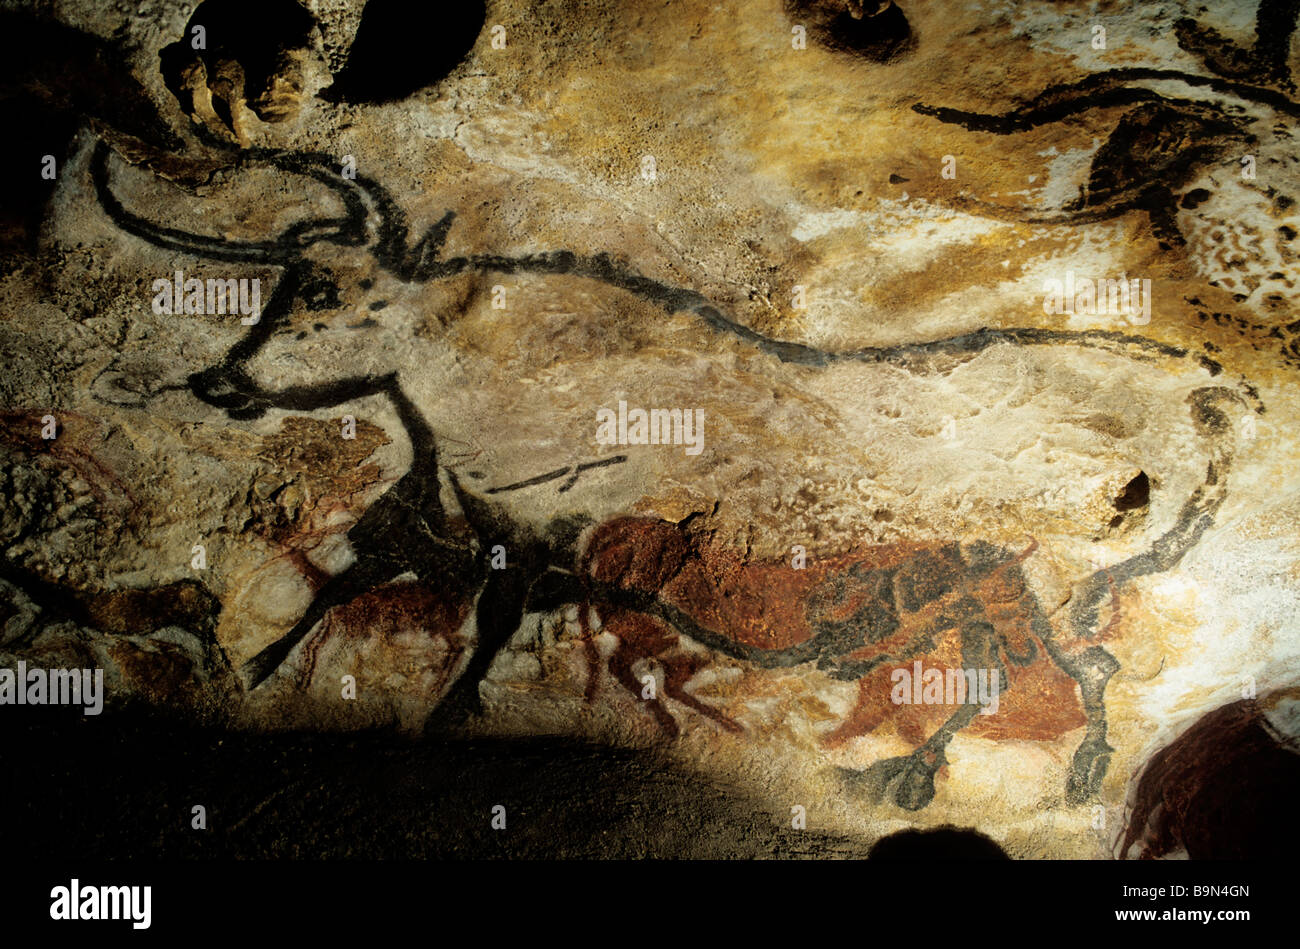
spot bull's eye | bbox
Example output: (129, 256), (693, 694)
(300, 273), (342, 311)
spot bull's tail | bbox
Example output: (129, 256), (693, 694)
(1067, 385), (1243, 641)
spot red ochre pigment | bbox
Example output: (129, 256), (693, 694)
(577, 516), (1085, 744)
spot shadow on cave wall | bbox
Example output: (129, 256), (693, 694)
(869, 826), (1009, 859)
(784, 0), (915, 61)
(1, 705), (880, 859)
(0, 12), (178, 261)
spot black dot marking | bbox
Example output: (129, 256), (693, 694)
(369, 300), (388, 311)
(300, 273), (342, 311)
(1180, 188), (1212, 209)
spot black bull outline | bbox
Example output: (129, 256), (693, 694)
(90, 99), (1255, 807)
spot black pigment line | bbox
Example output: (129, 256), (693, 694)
(91, 141), (1243, 390)
(576, 455), (627, 471)
(559, 454), (629, 492)
(87, 107), (1260, 807)
(485, 466), (572, 494)
(913, 66), (1300, 133)
(486, 455), (629, 495)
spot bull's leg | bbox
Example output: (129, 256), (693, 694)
(660, 654), (743, 733)
(847, 606), (1005, 810)
(852, 701), (984, 811)
(427, 563), (532, 730)
(1041, 636), (1120, 804)
(241, 556), (396, 689)
(608, 635), (679, 737)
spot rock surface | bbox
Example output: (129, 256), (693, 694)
(2, 0), (1298, 858)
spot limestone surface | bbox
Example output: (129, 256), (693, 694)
(2, 0), (1298, 858)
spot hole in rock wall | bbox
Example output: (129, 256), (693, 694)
(785, 0), (914, 61)
(324, 0), (486, 104)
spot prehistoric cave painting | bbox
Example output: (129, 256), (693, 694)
(539, 384), (1237, 809)
(484, 455), (629, 496)
(914, 82), (1274, 242)
(913, 3), (1300, 342)
(69, 0), (1284, 816)
(90, 96), (1257, 807)
(1188, 298), (1300, 371)
(1174, 0), (1300, 91)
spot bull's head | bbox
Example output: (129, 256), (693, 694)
(90, 140), (467, 422)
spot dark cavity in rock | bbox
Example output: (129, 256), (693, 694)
(785, 1), (914, 62)
(324, 0), (486, 104)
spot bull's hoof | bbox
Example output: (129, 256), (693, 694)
(423, 684), (484, 737)
(1066, 736), (1113, 805)
(844, 751), (941, 811)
